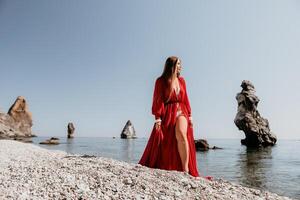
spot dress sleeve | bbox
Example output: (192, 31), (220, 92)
(152, 78), (165, 120)
(181, 77), (192, 117)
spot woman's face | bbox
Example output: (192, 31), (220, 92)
(175, 59), (182, 76)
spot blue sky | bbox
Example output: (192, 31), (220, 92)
(0, 0), (299, 139)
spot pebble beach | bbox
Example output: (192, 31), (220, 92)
(0, 140), (293, 200)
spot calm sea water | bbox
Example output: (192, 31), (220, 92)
(32, 137), (300, 199)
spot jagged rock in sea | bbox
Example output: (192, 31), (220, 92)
(121, 120), (137, 139)
(234, 80), (277, 147)
(0, 96), (34, 141)
(40, 137), (60, 145)
(194, 139), (210, 151)
(211, 146), (223, 150)
(194, 139), (222, 151)
(67, 122), (75, 138)
(194, 139), (223, 151)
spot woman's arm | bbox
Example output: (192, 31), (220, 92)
(152, 78), (165, 123)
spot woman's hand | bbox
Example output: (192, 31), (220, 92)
(155, 121), (161, 130)
(155, 118), (162, 130)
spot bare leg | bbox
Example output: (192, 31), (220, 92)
(175, 115), (189, 172)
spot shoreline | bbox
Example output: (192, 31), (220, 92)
(0, 140), (293, 200)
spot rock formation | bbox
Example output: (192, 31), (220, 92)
(67, 123), (75, 138)
(0, 96), (34, 141)
(194, 139), (210, 151)
(121, 120), (137, 139)
(40, 137), (60, 145)
(234, 80), (277, 147)
(194, 139), (222, 151)
(7, 96), (33, 137)
(0, 120), (23, 139)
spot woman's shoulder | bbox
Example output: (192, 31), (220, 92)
(155, 76), (165, 84)
(156, 76), (163, 81)
(178, 76), (186, 84)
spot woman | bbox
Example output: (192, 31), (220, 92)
(139, 56), (200, 177)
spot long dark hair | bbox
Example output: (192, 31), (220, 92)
(160, 56), (180, 101)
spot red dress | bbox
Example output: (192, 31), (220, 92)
(139, 76), (199, 177)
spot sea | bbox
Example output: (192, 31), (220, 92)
(32, 137), (300, 199)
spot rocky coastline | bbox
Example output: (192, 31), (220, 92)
(0, 140), (292, 200)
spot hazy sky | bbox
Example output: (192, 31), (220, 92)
(1, 0), (299, 139)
